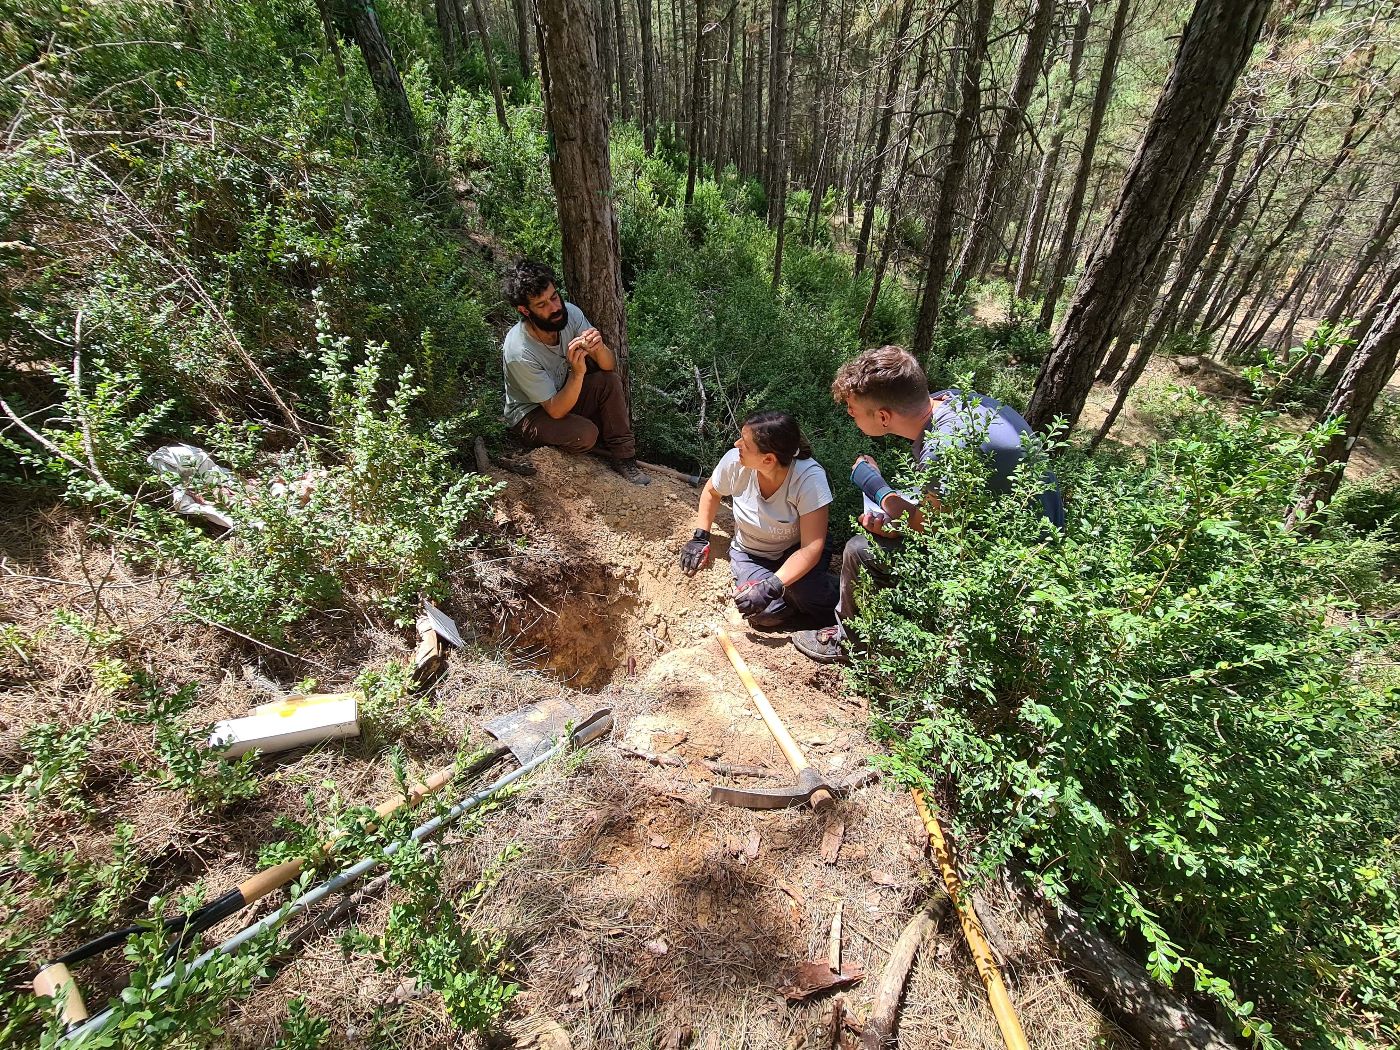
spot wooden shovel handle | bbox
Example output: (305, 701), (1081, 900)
(34, 963), (88, 1029)
(240, 764), (463, 905)
(716, 630), (834, 811)
(237, 859), (306, 904)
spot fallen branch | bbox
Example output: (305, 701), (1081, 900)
(636, 459), (703, 487)
(860, 893), (950, 1049)
(618, 746), (685, 768)
(0, 396), (108, 486)
(1023, 884), (1236, 1050)
(179, 606), (331, 670)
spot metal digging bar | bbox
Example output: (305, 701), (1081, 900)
(46, 708), (613, 1043)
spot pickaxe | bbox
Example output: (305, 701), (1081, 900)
(709, 629), (842, 813)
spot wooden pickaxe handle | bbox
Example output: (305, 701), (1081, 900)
(716, 630), (834, 812)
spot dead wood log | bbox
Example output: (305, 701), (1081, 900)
(473, 436), (492, 474)
(860, 892), (951, 1049)
(636, 458), (703, 486)
(1027, 887), (1236, 1050)
(619, 746), (685, 768)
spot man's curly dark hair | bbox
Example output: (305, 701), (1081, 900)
(502, 260), (560, 307)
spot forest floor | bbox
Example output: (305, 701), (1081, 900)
(3, 450), (1121, 1049)
(6, 362), (1396, 1049)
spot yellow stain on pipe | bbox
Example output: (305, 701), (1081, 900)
(912, 787), (1030, 1050)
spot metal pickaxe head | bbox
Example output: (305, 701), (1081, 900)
(710, 766), (842, 812)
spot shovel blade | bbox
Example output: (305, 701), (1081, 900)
(483, 696), (582, 765)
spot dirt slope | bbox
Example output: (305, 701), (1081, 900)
(1, 452), (1122, 1048)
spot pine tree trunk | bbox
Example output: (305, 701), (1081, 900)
(469, 0), (511, 130)
(437, 0), (461, 67)
(765, 0), (788, 224)
(755, 3), (767, 180)
(1292, 280), (1400, 525)
(1095, 244), (1175, 384)
(910, 0), (994, 359)
(1215, 100), (1376, 339)
(536, 0), (632, 395)
(335, 0), (421, 152)
(1235, 194), (1350, 357)
(314, 0), (356, 128)
(1322, 181), (1400, 327)
(1025, 0), (1271, 432)
(716, 6), (735, 168)
(614, 0), (633, 120)
(852, 0), (916, 275)
(738, 15), (752, 172)
(515, 0), (533, 75)
(842, 22), (875, 228)
(1320, 266), (1400, 392)
(770, 0), (800, 284)
(685, 0), (705, 204)
(598, 0), (617, 116)
(859, 18), (931, 339)
(953, 0), (1056, 291)
(639, 0), (658, 150)
(1131, 111), (1252, 364)
(1035, 0), (1129, 330)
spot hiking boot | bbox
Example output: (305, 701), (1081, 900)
(610, 457), (652, 486)
(792, 625), (847, 664)
(747, 606), (796, 630)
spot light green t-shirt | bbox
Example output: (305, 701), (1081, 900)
(502, 302), (594, 426)
(709, 448), (833, 558)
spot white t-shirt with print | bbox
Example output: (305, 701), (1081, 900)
(709, 448), (833, 559)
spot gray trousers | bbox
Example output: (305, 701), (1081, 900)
(730, 543), (839, 624)
(837, 533), (898, 629)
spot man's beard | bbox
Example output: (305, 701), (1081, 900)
(529, 305), (568, 332)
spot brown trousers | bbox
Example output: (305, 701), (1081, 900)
(511, 368), (636, 460)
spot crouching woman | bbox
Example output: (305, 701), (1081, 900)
(679, 411), (838, 629)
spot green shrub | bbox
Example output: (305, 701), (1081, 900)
(853, 405), (1400, 1047)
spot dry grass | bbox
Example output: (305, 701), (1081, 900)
(4, 456), (1123, 1049)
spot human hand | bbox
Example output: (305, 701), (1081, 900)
(580, 328), (604, 352)
(566, 340), (589, 374)
(680, 530), (712, 573)
(859, 510), (892, 536)
(734, 576), (784, 616)
(852, 454), (878, 470)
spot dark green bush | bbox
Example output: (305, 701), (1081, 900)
(853, 403), (1400, 1047)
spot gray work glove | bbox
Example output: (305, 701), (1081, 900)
(734, 575), (784, 616)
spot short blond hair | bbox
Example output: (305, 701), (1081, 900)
(831, 346), (929, 413)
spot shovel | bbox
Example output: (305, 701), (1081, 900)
(34, 698), (605, 1032)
